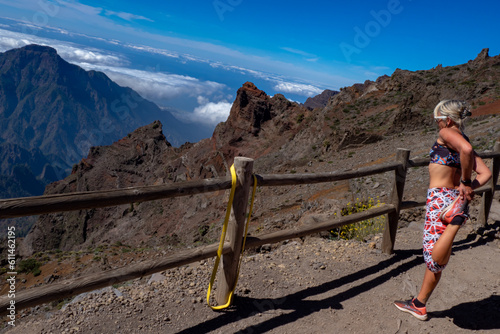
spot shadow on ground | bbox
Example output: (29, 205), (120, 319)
(177, 221), (498, 334)
(430, 295), (500, 330)
(177, 248), (422, 334)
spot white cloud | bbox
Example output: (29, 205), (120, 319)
(0, 28), (126, 67)
(55, 0), (103, 16)
(209, 62), (271, 80)
(192, 100), (232, 125)
(209, 61), (326, 97)
(0, 0), (60, 13)
(104, 10), (154, 22)
(273, 81), (323, 97)
(281, 47), (318, 62)
(0, 36), (30, 51)
(197, 95), (209, 105)
(59, 48), (125, 67)
(74, 63), (228, 103)
(124, 43), (180, 59)
(171, 97), (232, 126)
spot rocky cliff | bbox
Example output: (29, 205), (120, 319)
(303, 89), (339, 110)
(22, 49), (500, 254)
(23, 82), (313, 252)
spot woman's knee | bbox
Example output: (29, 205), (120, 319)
(426, 259), (446, 273)
(431, 250), (446, 263)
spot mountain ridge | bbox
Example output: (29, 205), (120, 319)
(20, 48), (500, 255)
(303, 89), (339, 110)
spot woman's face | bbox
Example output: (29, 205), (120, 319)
(435, 114), (448, 130)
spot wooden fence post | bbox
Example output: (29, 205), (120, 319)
(382, 148), (410, 254)
(478, 141), (500, 226)
(216, 157), (254, 305)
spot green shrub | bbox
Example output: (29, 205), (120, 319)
(18, 258), (41, 275)
(330, 197), (385, 241)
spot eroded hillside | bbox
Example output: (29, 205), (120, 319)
(20, 49), (500, 255)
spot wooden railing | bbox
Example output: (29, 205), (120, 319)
(1, 142), (499, 315)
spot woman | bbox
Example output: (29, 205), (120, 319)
(394, 100), (492, 320)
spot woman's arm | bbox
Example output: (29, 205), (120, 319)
(439, 128), (475, 200)
(471, 153), (492, 191)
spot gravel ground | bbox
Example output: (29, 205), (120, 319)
(3, 195), (500, 334)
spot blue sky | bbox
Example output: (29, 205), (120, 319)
(0, 0), (499, 141)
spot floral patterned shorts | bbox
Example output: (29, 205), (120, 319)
(423, 187), (468, 273)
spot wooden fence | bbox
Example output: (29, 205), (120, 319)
(1, 142), (499, 315)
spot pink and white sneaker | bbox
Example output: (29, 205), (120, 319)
(439, 196), (468, 225)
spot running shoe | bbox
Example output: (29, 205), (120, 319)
(394, 298), (428, 320)
(439, 196), (468, 225)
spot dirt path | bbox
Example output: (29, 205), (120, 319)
(2, 195), (500, 334)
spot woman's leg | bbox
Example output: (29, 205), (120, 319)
(416, 225), (459, 306)
(419, 188), (459, 301)
(431, 224), (461, 266)
(417, 268), (441, 304)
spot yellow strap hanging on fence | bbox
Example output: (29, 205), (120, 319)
(206, 165), (258, 310)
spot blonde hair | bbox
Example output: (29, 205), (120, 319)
(433, 100), (471, 130)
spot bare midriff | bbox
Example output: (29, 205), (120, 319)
(428, 163), (460, 189)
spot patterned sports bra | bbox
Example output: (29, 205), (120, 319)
(429, 133), (470, 169)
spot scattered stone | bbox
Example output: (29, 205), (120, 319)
(260, 244), (272, 253)
(148, 273), (167, 284)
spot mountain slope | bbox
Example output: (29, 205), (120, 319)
(303, 89), (339, 109)
(22, 49), (500, 254)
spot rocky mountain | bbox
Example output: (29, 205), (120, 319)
(22, 49), (500, 254)
(0, 44), (196, 200)
(303, 89), (339, 110)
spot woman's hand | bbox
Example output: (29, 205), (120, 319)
(459, 183), (474, 201)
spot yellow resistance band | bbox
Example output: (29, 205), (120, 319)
(206, 165), (258, 310)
